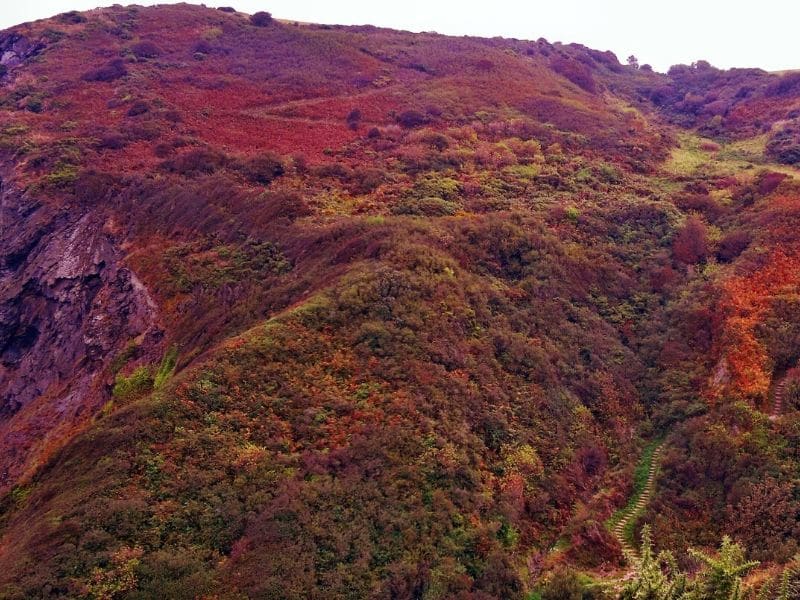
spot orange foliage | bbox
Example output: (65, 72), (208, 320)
(713, 247), (800, 401)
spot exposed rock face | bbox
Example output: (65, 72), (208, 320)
(0, 166), (162, 490)
(0, 33), (45, 72)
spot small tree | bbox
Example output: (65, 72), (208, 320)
(250, 11), (273, 26)
(628, 55), (640, 69)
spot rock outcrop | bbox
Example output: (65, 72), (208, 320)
(0, 164), (162, 491)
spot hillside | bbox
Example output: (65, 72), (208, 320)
(0, 4), (799, 599)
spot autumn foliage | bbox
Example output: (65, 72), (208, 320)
(0, 4), (799, 599)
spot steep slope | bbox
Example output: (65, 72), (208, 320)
(0, 4), (799, 599)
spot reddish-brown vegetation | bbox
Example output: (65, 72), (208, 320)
(0, 4), (799, 599)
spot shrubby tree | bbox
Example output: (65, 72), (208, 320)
(622, 527), (758, 600)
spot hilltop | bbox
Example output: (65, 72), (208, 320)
(0, 4), (799, 598)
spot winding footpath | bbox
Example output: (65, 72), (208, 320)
(611, 443), (664, 564)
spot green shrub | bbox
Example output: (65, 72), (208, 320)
(392, 196), (459, 216)
(565, 206), (580, 222)
(411, 173), (461, 200)
(113, 367), (153, 400)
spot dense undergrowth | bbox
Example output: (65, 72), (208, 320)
(0, 4), (799, 599)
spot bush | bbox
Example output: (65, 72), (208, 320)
(193, 40), (214, 55)
(250, 11), (273, 26)
(74, 170), (117, 203)
(82, 59), (127, 82)
(674, 193), (724, 221)
(58, 10), (87, 24)
(153, 348), (177, 389)
(392, 196), (459, 216)
(131, 40), (162, 59)
(765, 72), (800, 97)
(396, 110), (428, 128)
(238, 153), (285, 185)
(217, 6), (236, 12)
(126, 100), (150, 117)
(756, 171), (788, 195)
(540, 569), (588, 600)
(45, 163), (79, 189)
(350, 167), (386, 194)
(716, 230), (751, 262)
(672, 216), (708, 264)
(597, 163), (621, 183)
(96, 132), (127, 150)
(163, 148), (228, 176)
(112, 366), (153, 400)
(259, 190), (312, 221)
(766, 123), (800, 165)
(411, 173), (460, 200)
(153, 143), (173, 158)
(25, 97), (44, 113)
(346, 108), (362, 130)
(551, 57), (597, 93)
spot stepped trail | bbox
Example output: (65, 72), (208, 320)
(769, 375), (789, 421)
(609, 443), (664, 565)
(609, 371), (787, 566)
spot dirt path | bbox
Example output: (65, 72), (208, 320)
(610, 443), (664, 564)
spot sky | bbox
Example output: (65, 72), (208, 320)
(2, 1), (798, 74)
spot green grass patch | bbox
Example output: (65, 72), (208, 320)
(664, 133), (714, 176)
(716, 134), (769, 164)
(665, 132), (800, 179)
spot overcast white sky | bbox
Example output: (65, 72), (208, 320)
(2, 1), (798, 73)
